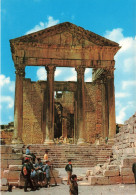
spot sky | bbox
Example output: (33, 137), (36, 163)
(1, 0), (136, 125)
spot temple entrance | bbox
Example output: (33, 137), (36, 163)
(54, 91), (75, 141)
(54, 102), (62, 138)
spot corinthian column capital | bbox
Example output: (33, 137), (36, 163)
(45, 66), (56, 75)
(75, 66), (85, 75)
(15, 67), (25, 77)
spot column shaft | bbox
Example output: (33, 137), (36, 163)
(44, 66), (55, 144)
(12, 67), (25, 144)
(76, 66), (85, 144)
(108, 76), (116, 138)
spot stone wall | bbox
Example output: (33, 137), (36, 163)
(85, 82), (103, 143)
(112, 113), (136, 160)
(21, 79), (105, 144)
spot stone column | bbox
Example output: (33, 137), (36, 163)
(75, 66), (85, 144)
(62, 117), (67, 138)
(101, 78), (109, 138)
(107, 71), (116, 138)
(12, 67), (25, 144)
(44, 66), (56, 144)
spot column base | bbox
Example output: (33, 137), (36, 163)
(44, 139), (54, 145)
(11, 138), (23, 144)
(77, 138), (85, 145)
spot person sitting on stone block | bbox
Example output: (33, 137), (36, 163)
(42, 160), (50, 188)
(27, 157), (38, 189)
(65, 159), (73, 185)
(26, 145), (36, 164)
(132, 162), (136, 183)
(69, 174), (78, 195)
(35, 158), (44, 184)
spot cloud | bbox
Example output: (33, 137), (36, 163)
(0, 74), (15, 92)
(116, 101), (135, 124)
(122, 80), (136, 90)
(36, 67), (47, 80)
(104, 29), (136, 123)
(55, 69), (62, 77)
(26, 16), (59, 34)
(105, 28), (124, 43)
(115, 92), (130, 98)
(64, 68), (77, 81)
(0, 96), (14, 109)
(116, 106), (127, 124)
(0, 74), (10, 86)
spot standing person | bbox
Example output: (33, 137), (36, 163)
(42, 160), (50, 187)
(26, 145), (36, 164)
(65, 159), (73, 185)
(21, 159), (35, 192)
(132, 162), (136, 183)
(69, 174), (78, 195)
(44, 150), (48, 161)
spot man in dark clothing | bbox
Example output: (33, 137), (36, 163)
(22, 159), (35, 192)
(69, 174), (78, 195)
(65, 159), (73, 185)
(132, 162), (136, 183)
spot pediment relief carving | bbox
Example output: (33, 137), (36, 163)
(37, 31), (96, 47)
(10, 22), (120, 48)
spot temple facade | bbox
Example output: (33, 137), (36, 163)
(10, 22), (120, 145)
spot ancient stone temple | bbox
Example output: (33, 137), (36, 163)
(10, 22), (120, 145)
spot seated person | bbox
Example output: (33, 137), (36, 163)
(26, 145), (36, 164)
(35, 158), (44, 183)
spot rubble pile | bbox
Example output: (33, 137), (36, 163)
(86, 113), (136, 185)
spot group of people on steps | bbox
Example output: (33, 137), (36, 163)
(22, 146), (51, 192)
(22, 145), (78, 194)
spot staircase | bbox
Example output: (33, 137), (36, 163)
(23, 144), (113, 168)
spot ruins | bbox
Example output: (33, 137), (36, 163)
(9, 22), (120, 145)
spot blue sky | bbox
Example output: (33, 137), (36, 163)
(1, 0), (136, 124)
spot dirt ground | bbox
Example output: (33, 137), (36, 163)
(1, 168), (136, 195)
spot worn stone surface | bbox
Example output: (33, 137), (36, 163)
(108, 176), (122, 184)
(103, 169), (119, 177)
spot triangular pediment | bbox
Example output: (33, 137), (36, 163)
(10, 22), (119, 47)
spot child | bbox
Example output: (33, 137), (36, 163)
(42, 160), (50, 187)
(65, 159), (73, 185)
(69, 174), (78, 195)
(44, 150), (48, 161)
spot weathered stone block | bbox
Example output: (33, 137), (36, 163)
(103, 169), (119, 177)
(9, 165), (22, 171)
(1, 146), (12, 154)
(8, 159), (22, 165)
(88, 176), (109, 185)
(1, 159), (8, 169)
(1, 178), (8, 186)
(50, 177), (62, 184)
(0, 185), (8, 191)
(122, 176), (135, 184)
(120, 167), (133, 176)
(121, 158), (136, 167)
(108, 176), (122, 184)
(3, 170), (9, 179)
(107, 165), (119, 170)
(4, 170), (20, 180)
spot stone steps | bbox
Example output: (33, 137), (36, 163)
(23, 144), (113, 167)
